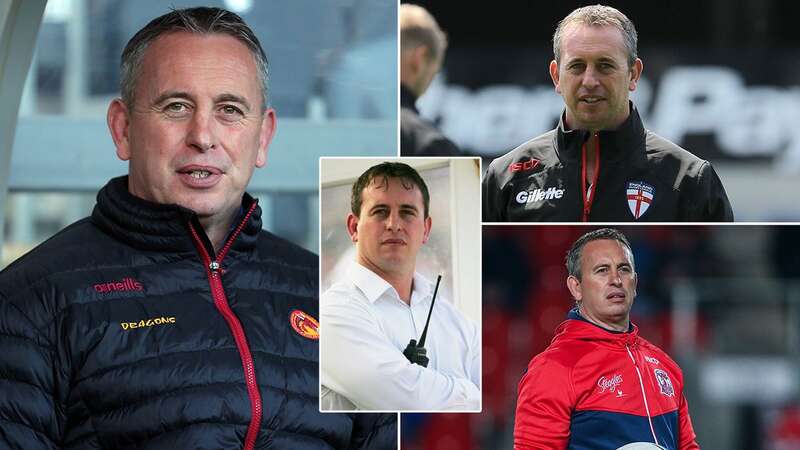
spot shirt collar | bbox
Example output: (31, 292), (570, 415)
(349, 262), (434, 305)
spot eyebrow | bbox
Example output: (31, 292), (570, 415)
(215, 93), (252, 112)
(151, 91), (252, 112)
(368, 203), (420, 212)
(152, 91), (193, 107)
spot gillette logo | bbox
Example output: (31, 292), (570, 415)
(515, 187), (565, 204)
(94, 278), (144, 293)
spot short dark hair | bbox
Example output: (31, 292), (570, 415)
(120, 7), (269, 109)
(566, 228), (634, 279)
(351, 162), (430, 218)
(553, 4), (638, 69)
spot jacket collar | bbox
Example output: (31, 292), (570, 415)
(401, 84), (419, 113)
(554, 101), (648, 166)
(91, 176), (261, 254)
(552, 307), (640, 348)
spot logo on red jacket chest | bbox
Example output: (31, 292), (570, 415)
(597, 373), (624, 394)
(290, 309), (319, 340)
(654, 369), (675, 397)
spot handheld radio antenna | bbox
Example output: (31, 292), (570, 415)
(418, 274), (442, 347)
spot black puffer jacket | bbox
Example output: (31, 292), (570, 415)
(482, 103), (734, 222)
(0, 176), (396, 450)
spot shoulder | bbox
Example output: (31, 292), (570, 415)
(0, 217), (112, 295)
(400, 108), (461, 156)
(321, 278), (373, 315)
(434, 298), (478, 338)
(485, 129), (559, 181)
(254, 229), (317, 271)
(637, 337), (685, 380)
(644, 130), (710, 175)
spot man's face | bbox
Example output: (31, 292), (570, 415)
(108, 32), (275, 220)
(347, 177), (432, 279)
(550, 24), (642, 132)
(567, 239), (637, 330)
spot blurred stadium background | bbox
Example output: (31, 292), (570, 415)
(0, 0), (397, 267)
(406, 0), (800, 221)
(402, 225), (800, 450)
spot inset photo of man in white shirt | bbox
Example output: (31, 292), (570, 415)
(319, 158), (481, 412)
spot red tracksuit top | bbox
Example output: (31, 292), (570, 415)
(514, 312), (700, 450)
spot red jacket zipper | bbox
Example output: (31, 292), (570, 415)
(188, 203), (262, 450)
(581, 135), (601, 221)
(626, 343), (660, 447)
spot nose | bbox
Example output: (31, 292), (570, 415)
(609, 269), (622, 287)
(186, 109), (217, 152)
(582, 65), (600, 89)
(385, 211), (402, 232)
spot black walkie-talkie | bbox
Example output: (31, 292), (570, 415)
(403, 274), (442, 367)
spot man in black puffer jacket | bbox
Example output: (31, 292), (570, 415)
(0, 7), (395, 450)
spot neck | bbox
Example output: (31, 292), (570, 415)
(578, 305), (630, 332)
(198, 209), (238, 253)
(357, 258), (414, 305)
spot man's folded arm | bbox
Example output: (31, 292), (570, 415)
(321, 295), (479, 411)
(0, 292), (63, 449)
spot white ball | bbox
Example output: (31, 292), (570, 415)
(617, 443), (667, 450)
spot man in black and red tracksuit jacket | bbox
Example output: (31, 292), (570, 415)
(514, 228), (700, 450)
(483, 5), (733, 222)
(0, 7), (395, 450)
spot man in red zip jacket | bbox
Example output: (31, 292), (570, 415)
(514, 228), (700, 450)
(0, 7), (395, 450)
(482, 5), (733, 222)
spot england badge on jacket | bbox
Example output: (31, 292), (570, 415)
(626, 181), (655, 219)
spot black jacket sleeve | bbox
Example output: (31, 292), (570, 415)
(0, 291), (64, 449)
(347, 413), (397, 450)
(692, 161), (734, 222)
(482, 161), (506, 222)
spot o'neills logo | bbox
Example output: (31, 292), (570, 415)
(94, 278), (143, 293)
(597, 374), (623, 393)
(120, 316), (176, 331)
(515, 187), (565, 204)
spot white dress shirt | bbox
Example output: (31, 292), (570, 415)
(320, 262), (480, 411)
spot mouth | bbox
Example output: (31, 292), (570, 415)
(579, 96), (605, 105)
(381, 238), (406, 246)
(606, 291), (626, 300)
(178, 165), (223, 177)
(176, 165), (223, 187)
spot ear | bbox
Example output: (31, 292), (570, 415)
(422, 216), (432, 244)
(410, 46), (428, 77)
(255, 107), (277, 168)
(566, 275), (582, 302)
(346, 213), (359, 243)
(632, 271), (638, 298)
(628, 58), (643, 92)
(108, 98), (131, 161)
(549, 60), (561, 94)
